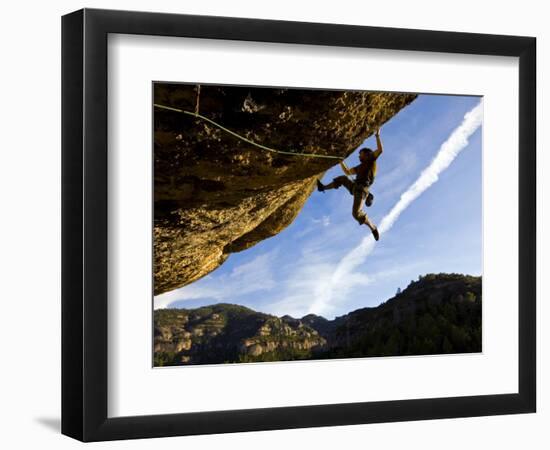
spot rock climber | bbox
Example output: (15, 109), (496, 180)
(316, 128), (383, 241)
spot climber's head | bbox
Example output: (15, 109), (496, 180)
(359, 148), (374, 162)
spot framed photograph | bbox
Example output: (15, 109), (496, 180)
(62, 8), (536, 442)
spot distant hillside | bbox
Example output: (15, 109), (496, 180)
(154, 273), (481, 366)
(154, 304), (326, 366)
(320, 272), (481, 359)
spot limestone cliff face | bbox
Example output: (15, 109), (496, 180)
(154, 84), (416, 295)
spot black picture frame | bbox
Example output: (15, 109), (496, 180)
(62, 8), (536, 442)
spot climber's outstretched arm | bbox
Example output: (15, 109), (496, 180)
(340, 161), (356, 176)
(373, 128), (383, 159)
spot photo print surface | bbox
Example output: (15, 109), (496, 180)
(153, 83), (482, 367)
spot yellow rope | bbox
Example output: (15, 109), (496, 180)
(154, 103), (344, 161)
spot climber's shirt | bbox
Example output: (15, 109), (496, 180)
(353, 154), (378, 186)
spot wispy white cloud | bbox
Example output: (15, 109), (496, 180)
(293, 215), (332, 239)
(307, 101), (483, 316)
(154, 250), (277, 309)
(313, 215), (331, 227)
(154, 279), (218, 309)
(264, 261), (423, 318)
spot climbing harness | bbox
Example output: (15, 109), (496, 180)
(153, 103), (345, 161)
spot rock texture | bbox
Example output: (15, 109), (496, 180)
(154, 84), (416, 295)
(154, 273), (481, 366)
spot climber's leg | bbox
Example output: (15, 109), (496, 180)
(351, 187), (367, 224)
(318, 175), (354, 193)
(352, 186), (379, 241)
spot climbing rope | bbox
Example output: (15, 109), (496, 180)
(194, 85), (201, 115)
(153, 103), (344, 161)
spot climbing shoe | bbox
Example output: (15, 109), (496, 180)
(366, 192), (374, 207)
(316, 180), (325, 193)
(371, 227), (380, 241)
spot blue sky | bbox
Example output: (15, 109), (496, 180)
(155, 94), (482, 319)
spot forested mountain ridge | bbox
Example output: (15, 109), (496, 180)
(154, 273), (481, 366)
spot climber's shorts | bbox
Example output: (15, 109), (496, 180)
(332, 175), (371, 197)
